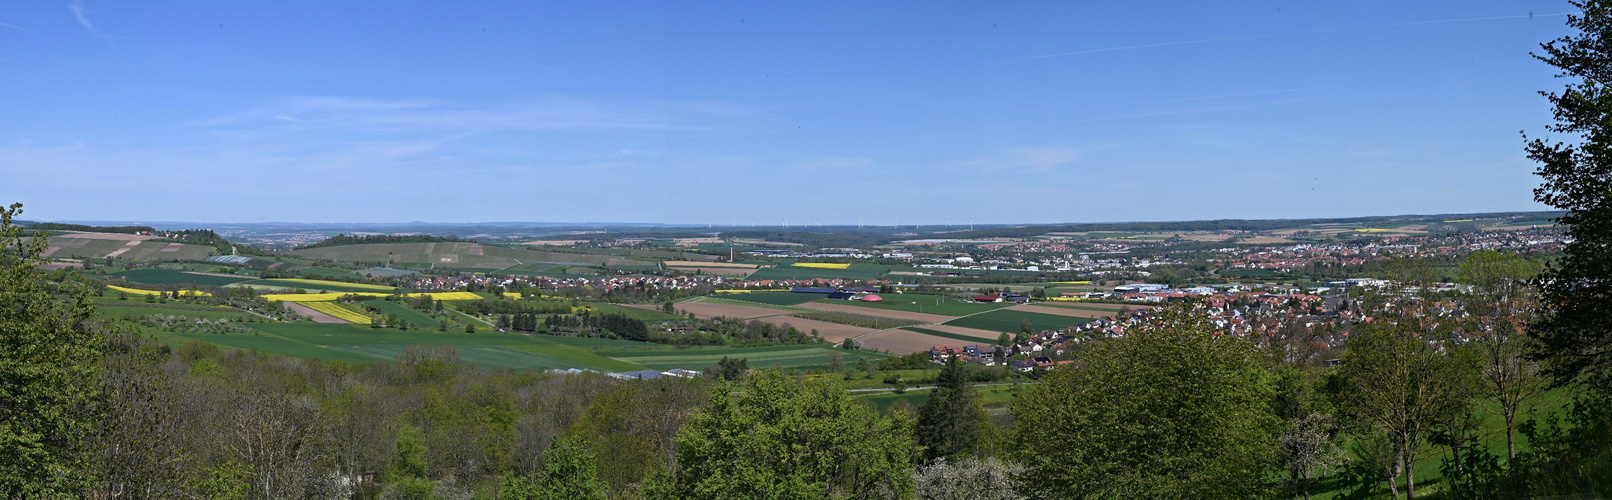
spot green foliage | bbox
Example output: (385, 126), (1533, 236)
(0, 203), (105, 496)
(501, 434), (607, 500)
(663, 370), (918, 499)
(1337, 296), (1479, 497)
(1010, 306), (1280, 498)
(576, 378), (710, 495)
(917, 356), (989, 462)
(393, 425), (428, 479)
(1526, 0), (1612, 387)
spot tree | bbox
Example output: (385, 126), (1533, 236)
(501, 434), (607, 500)
(1279, 413), (1344, 500)
(1018, 318), (1033, 336)
(913, 457), (1025, 500)
(917, 356), (988, 462)
(661, 370), (917, 499)
(0, 203), (106, 495)
(996, 332), (1011, 347)
(1526, 0), (1612, 387)
(1010, 306), (1280, 498)
(825, 351), (845, 373)
(1458, 250), (1549, 459)
(1338, 300), (1478, 499)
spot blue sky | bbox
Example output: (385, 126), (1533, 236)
(0, 1), (1577, 224)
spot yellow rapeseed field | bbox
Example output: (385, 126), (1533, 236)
(108, 285), (212, 297)
(792, 262), (851, 269)
(301, 301), (371, 323)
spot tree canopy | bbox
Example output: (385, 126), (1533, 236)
(661, 370), (917, 499)
(1526, 0), (1612, 386)
(1010, 306), (1280, 498)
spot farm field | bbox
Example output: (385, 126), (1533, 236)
(300, 302), (371, 324)
(358, 299), (440, 326)
(825, 297), (1013, 317)
(901, 325), (1002, 344)
(260, 291), (482, 302)
(675, 300), (795, 319)
(792, 262), (849, 269)
(108, 285), (211, 297)
(578, 302), (690, 322)
(112, 268), (253, 286)
(943, 308), (1093, 333)
(745, 262), (889, 281)
(605, 344), (885, 371)
(94, 302), (250, 321)
(1012, 304), (1115, 319)
(798, 301), (955, 324)
(285, 303), (350, 324)
(715, 292), (826, 306)
(855, 329), (960, 354)
(236, 278), (400, 293)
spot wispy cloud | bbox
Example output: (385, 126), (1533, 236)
(1009, 12), (1571, 62)
(0, 21), (28, 32)
(790, 157), (875, 171)
(192, 96), (709, 134)
(955, 147), (1080, 173)
(69, 0), (97, 33)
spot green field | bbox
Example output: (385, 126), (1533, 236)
(97, 303), (251, 321)
(902, 326), (1002, 345)
(604, 344), (886, 371)
(113, 268), (254, 287)
(579, 302), (692, 322)
(943, 309), (1092, 333)
(717, 292), (827, 306)
(360, 299), (441, 327)
(823, 297), (1013, 316)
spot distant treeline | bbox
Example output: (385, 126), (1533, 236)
(295, 234), (469, 250)
(24, 222), (155, 234)
(925, 211), (1567, 240)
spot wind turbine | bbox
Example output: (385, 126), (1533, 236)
(858, 217), (864, 229)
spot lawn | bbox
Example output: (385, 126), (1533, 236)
(943, 309), (1092, 333)
(112, 268), (254, 287)
(823, 297), (1013, 316)
(716, 292), (827, 306)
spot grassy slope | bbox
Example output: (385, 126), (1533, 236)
(360, 299), (441, 327)
(112, 269), (254, 286)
